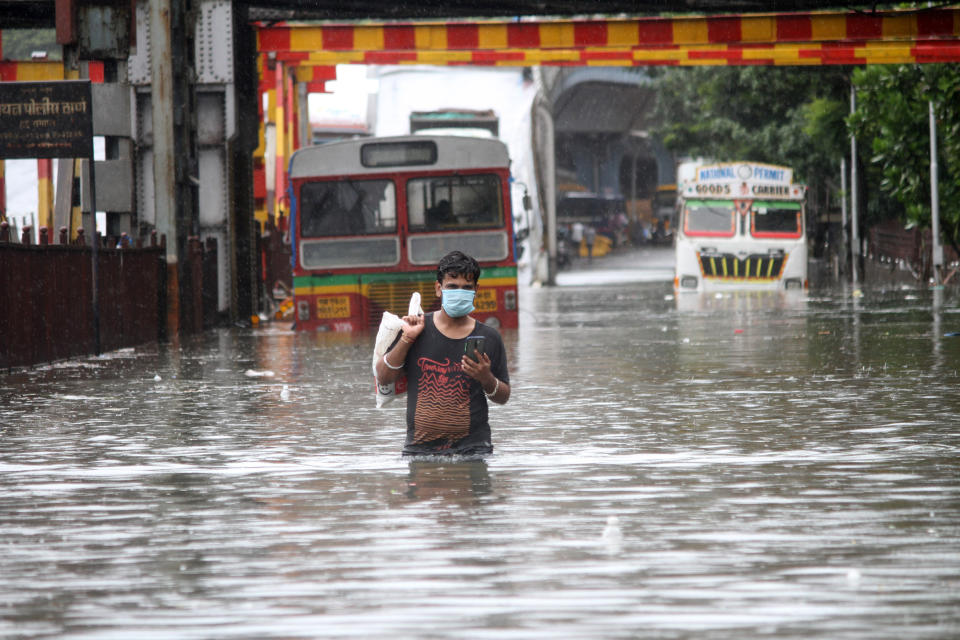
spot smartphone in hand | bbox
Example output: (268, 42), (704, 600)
(464, 336), (486, 361)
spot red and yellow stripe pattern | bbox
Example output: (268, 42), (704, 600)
(257, 8), (960, 66)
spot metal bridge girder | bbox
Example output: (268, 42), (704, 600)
(254, 8), (960, 66)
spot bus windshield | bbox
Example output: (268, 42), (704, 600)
(751, 201), (802, 237)
(300, 179), (396, 237)
(407, 174), (503, 231)
(684, 200), (735, 237)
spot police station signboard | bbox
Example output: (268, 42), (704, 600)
(0, 81), (93, 159)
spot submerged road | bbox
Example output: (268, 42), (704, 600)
(2, 246), (959, 639)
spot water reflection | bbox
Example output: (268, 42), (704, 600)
(404, 459), (493, 503)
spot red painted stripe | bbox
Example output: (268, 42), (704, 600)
(276, 51), (309, 62)
(0, 62), (14, 81)
(321, 26), (353, 50)
(383, 25), (416, 50)
(253, 166), (266, 199)
(364, 51), (418, 64)
(580, 49), (634, 61)
(913, 42), (960, 62)
(88, 61), (104, 83)
(258, 28), (291, 52)
(573, 21), (608, 47)
(637, 20), (673, 45)
(447, 24), (479, 49)
(38, 158), (53, 180)
(312, 66), (337, 81)
(688, 48), (743, 61)
(507, 23), (540, 48)
(846, 14), (883, 39)
(803, 46), (863, 65)
(708, 17), (742, 43)
(471, 50), (527, 63)
(777, 15), (812, 41)
(917, 10), (955, 37)
(305, 81), (328, 93)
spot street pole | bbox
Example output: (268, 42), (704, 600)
(840, 156), (848, 277)
(150, 0), (180, 337)
(928, 100), (943, 285)
(849, 85), (859, 287)
(536, 101), (557, 286)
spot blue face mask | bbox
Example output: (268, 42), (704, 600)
(441, 289), (476, 318)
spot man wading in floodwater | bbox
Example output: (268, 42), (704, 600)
(375, 251), (511, 456)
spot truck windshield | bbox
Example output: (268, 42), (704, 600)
(751, 201), (802, 238)
(684, 200), (735, 237)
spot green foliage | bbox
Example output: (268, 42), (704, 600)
(652, 63), (960, 252)
(653, 66), (849, 181)
(849, 64), (960, 249)
(652, 66), (851, 225)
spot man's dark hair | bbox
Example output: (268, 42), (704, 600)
(437, 250), (481, 284)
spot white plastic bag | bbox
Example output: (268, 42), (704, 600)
(372, 292), (423, 407)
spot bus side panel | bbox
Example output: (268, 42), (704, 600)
(473, 266), (519, 329)
(293, 274), (366, 332)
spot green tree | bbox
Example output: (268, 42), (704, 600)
(849, 64), (960, 254)
(652, 66), (851, 230)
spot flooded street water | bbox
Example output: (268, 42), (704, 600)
(2, 248), (960, 639)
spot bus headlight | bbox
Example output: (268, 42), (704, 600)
(485, 317), (501, 330)
(504, 289), (517, 310)
(784, 278), (802, 290)
(680, 276), (699, 289)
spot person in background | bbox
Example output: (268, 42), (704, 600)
(584, 224), (596, 262)
(374, 250), (511, 457)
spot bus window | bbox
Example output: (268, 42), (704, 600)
(683, 200), (736, 237)
(300, 179), (396, 237)
(750, 201), (802, 238)
(407, 175), (503, 231)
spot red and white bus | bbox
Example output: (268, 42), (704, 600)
(288, 135), (520, 331)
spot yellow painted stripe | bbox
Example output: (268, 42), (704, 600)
(478, 24), (508, 49)
(607, 21), (639, 47)
(417, 50), (472, 64)
(415, 24), (447, 50)
(354, 26), (385, 50)
(741, 16), (776, 43)
(810, 14), (846, 42)
(289, 28), (322, 51)
(882, 14), (916, 40)
(294, 284), (362, 296)
(540, 22), (575, 48)
(673, 19), (710, 45)
(11, 61), (65, 81)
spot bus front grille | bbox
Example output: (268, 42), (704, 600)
(364, 278), (441, 328)
(698, 253), (786, 280)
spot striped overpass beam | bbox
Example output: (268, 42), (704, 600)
(255, 8), (960, 66)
